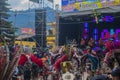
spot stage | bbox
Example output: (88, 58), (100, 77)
(59, 12), (120, 45)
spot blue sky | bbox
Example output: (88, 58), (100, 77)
(7, 1), (57, 34)
(7, 0), (61, 11)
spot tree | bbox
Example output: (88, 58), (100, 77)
(0, 0), (16, 45)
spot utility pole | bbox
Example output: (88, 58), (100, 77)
(14, 11), (17, 30)
(13, 10), (17, 44)
(55, 4), (59, 47)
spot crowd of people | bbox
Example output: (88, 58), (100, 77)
(0, 37), (120, 80)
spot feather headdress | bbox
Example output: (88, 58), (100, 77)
(54, 54), (67, 71)
(30, 54), (44, 67)
(105, 41), (120, 51)
(18, 54), (28, 66)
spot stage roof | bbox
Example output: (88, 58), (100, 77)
(60, 5), (120, 17)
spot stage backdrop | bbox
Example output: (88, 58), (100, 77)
(59, 13), (120, 45)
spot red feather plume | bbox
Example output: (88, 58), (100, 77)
(54, 54), (67, 71)
(18, 54), (28, 66)
(30, 54), (44, 67)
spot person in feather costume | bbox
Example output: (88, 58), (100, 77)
(104, 39), (120, 66)
(30, 54), (44, 67)
(81, 46), (99, 69)
(54, 54), (67, 72)
(103, 39), (120, 80)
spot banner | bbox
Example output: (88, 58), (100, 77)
(62, 0), (120, 12)
(75, 2), (102, 11)
(62, 0), (86, 6)
(62, 4), (76, 12)
(102, 0), (120, 7)
(62, 2), (102, 12)
(21, 28), (35, 35)
(62, 0), (98, 6)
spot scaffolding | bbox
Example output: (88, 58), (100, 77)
(29, 0), (55, 48)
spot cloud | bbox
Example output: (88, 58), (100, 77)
(7, 0), (29, 11)
(7, 0), (61, 11)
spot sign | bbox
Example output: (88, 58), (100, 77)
(62, 4), (76, 12)
(21, 28), (35, 35)
(62, 0), (97, 6)
(62, 1), (101, 12)
(75, 2), (102, 11)
(62, 0), (120, 12)
(62, 72), (75, 80)
(47, 22), (56, 26)
(47, 37), (55, 42)
(15, 41), (36, 48)
(62, 0), (100, 12)
(62, 0), (68, 6)
(103, 0), (120, 7)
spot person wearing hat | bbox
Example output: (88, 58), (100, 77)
(24, 62), (31, 80)
(81, 46), (98, 71)
(85, 46), (99, 71)
(88, 38), (95, 49)
(111, 67), (120, 80)
(86, 46), (91, 50)
(78, 38), (86, 51)
(111, 49), (120, 80)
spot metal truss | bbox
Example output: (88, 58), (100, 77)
(28, 0), (55, 48)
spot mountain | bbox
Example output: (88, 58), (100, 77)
(8, 7), (56, 34)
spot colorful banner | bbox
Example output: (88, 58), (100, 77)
(62, 4), (76, 12)
(21, 28), (35, 35)
(62, 0), (86, 6)
(62, 0), (120, 12)
(102, 0), (120, 8)
(62, 0), (99, 6)
(75, 2), (102, 11)
(62, 2), (102, 12)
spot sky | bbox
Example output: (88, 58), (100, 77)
(7, 0), (61, 11)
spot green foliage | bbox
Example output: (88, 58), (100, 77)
(0, 0), (10, 19)
(0, 0), (16, 44)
